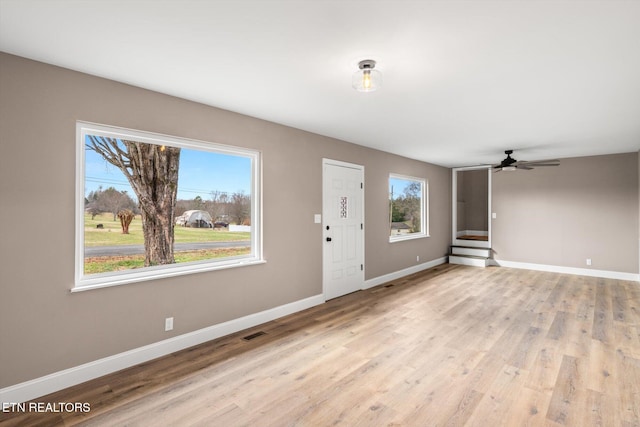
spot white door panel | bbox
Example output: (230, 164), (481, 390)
(323, 160), (364, 300)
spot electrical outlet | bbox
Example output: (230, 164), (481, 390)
(416, 255), (420, 262)
(165, 317), (174, 331)
(586, 259), (592, 266)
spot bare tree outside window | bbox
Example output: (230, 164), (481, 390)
(87, 137), (181, 266)
(389, 174), (428, 241)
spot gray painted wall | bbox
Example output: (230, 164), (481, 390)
(492, 153), (639, 273)
(0, 53), (451, 388)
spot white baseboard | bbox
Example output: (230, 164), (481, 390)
(492, 259), (640, 282)
(363, 257), (448, 290)
(0, 294), (325, 404)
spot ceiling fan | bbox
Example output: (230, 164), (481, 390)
(493, 150), (560, 172)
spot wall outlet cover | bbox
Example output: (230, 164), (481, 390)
(165, 317), (174, 331)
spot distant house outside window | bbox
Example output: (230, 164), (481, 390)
(75, 122), (263, 291)
(389, 174), (428, 242)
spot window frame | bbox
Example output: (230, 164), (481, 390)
(388, 173), (429, 243)
(74, 121), (263, 292)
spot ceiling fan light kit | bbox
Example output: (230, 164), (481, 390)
(493, 149), (560, 172)
(352, 59), (381, 92)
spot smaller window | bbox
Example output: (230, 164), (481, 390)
(389, 174), (428, 242)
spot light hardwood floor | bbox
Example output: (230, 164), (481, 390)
(1, 264), (639, 426)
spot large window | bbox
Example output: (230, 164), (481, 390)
(75, 122), (262, 291)
(389, 174), (428, 242)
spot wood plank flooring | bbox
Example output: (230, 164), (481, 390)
(1, 264), (639, 426)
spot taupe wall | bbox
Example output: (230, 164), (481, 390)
(0, 53), (451, 388)
(492, 153), (639, 273)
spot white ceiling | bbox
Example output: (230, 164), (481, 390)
(1, 0), (639, 167)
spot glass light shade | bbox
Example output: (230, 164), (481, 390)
(352, 68), (382, 92)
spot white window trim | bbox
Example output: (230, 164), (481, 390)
(74, 121), (263, 292)
(388, 173), (429, 243)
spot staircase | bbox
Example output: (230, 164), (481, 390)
(449, 246), (492, 267)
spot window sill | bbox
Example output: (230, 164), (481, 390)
(72, 258), (266, 293)
(389, 233), (429, 243)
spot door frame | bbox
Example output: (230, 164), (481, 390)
(452, 165), (492, 248)
(322, 158), (365, 300)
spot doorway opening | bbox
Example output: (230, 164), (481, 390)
(452, 166), (491, 249)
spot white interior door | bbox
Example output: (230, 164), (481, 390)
(322, 159), (364, 300)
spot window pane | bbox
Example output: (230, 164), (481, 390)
(389, 174), (426, 239)
(77, 122), (261, 289)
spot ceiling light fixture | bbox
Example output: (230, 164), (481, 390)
(352, 59), (381, 92)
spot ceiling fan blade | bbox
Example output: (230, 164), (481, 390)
(516, 159), (560, 166)
(515, 165), (533, 170)
(527, 163), (559, 167)
(525, 159), (560, 165)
